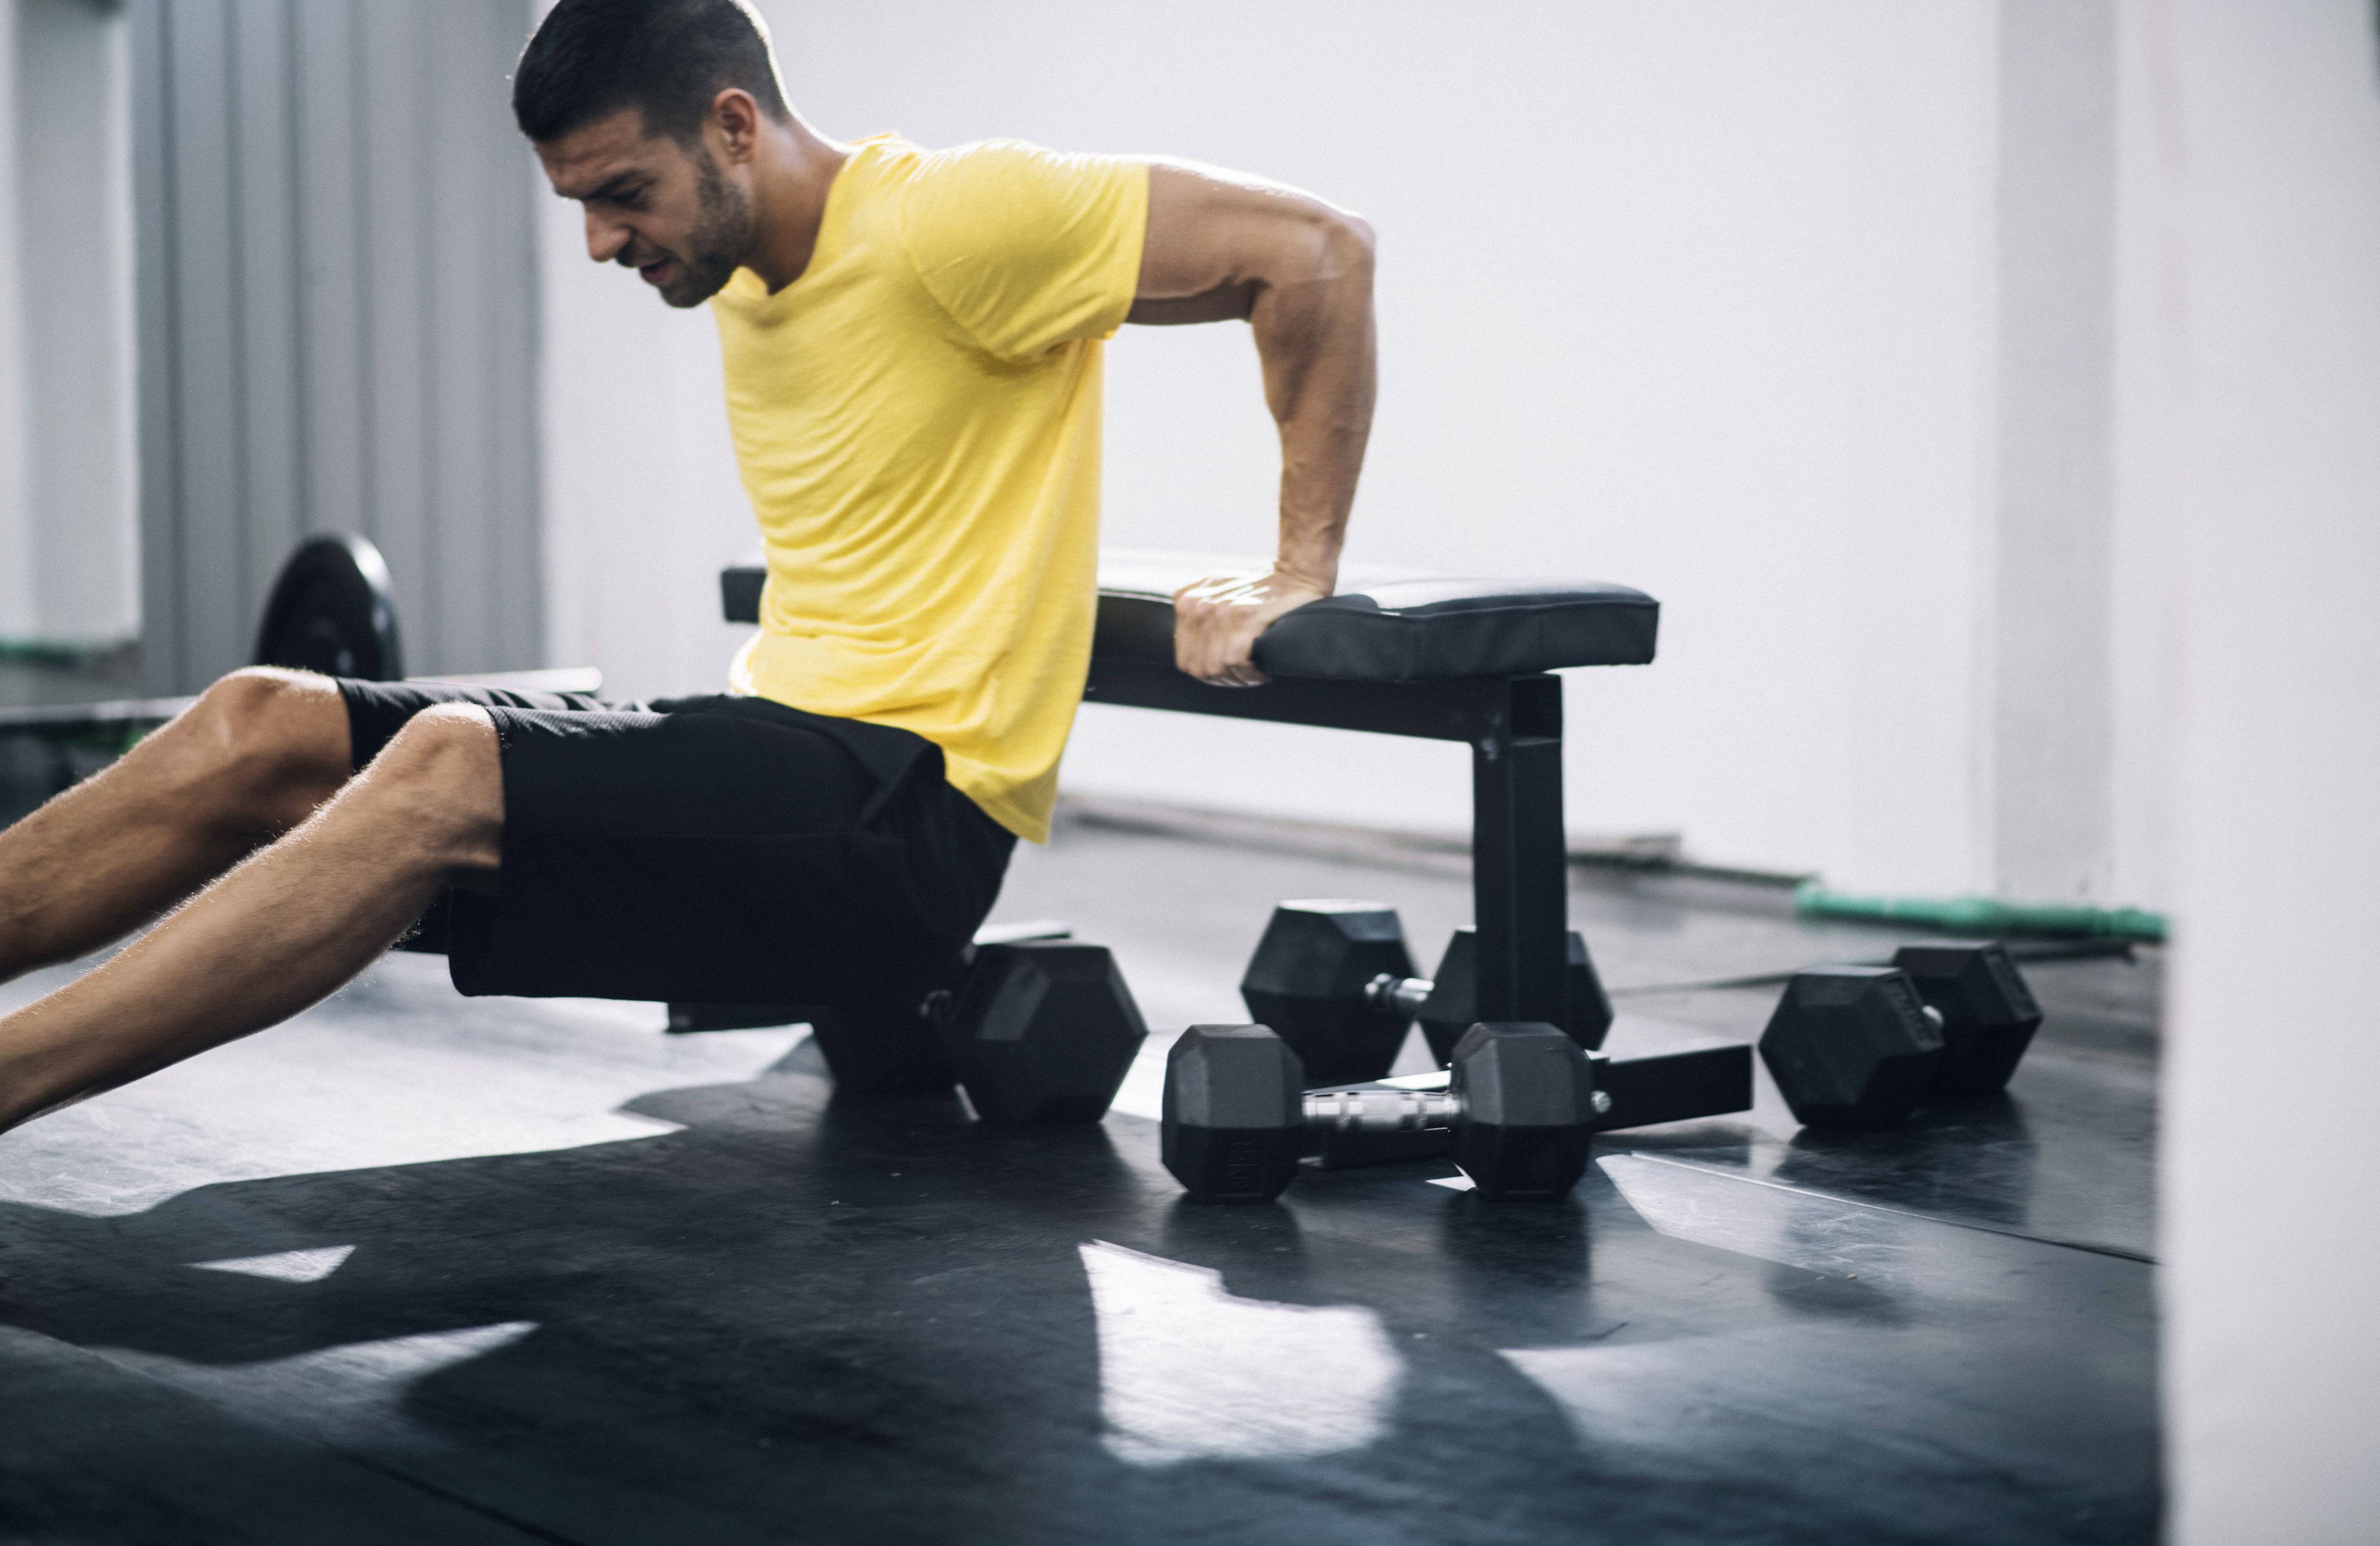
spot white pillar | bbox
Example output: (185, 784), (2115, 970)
(15, 0), (137, 646)
(2151, 1), (2380, 1538)
(0, 0), (137, 651)
(0, 0), (31, 642)
(1988, 0), (2122, 905)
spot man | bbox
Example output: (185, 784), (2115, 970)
(0, 0), (1374, 1134)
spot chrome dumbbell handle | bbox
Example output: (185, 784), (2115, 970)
(1363, 972), (1433, 1019)
(1302, 1084), (1461, 1134)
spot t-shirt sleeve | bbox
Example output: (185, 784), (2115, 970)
(898, 140), (1150, 364)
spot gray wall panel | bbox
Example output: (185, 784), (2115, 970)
(356, 0), (432, 656)
(164, 0), (248, 684)
(430, 3), (489, 667)
(483, 2), (542, 670)
(130, 0), (182, 684)
(231, 0), (303, 627)
(290, 0), (367, 580)
(134, 0), (541, 691)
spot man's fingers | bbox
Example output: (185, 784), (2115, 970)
(1208, 622), (1267, 687)
(1172, 570), (1299, 686)
(1223, 622), (1266, 684)
(1185, 620), (1261, 686)
(1175, 596), (1213, 677)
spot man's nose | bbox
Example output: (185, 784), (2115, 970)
(585, 208), (632, 265)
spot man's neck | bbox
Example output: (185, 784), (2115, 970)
(744, 117), (851, 295)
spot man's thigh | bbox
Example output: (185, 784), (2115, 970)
(371, 689), (1013, 1006)
(338, 678), (618, 775)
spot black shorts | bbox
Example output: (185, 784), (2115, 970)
(340, 681), (1016, 1004)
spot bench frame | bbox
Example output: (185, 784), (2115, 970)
(1083, 659), (1576, 1029)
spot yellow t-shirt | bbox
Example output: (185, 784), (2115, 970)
(712, 136), (1149, 843)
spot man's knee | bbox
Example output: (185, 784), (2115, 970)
(176, 668), (350, 824)
(191, 666), (345, 752)
(364, 705), (504, 868)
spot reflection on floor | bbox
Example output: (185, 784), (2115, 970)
(0, 805), (2160, 1545)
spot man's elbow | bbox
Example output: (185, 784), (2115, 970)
(1308, 208), (1376, 290)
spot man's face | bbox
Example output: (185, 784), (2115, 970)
(537, 108), (753, 308)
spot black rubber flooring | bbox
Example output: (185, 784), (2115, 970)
(0, 806), (2160, 1545)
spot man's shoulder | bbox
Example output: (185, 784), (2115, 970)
(909, 138), (1077, 174)
(874, 139), (1150, 362)
(852, 137), (1061, 192)
(899, 140), (1141, 209)
(895, 140), (1145, 262)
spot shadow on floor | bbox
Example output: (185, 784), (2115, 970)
(1, 1034), (2157, 1546)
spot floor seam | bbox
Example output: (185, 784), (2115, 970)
(327, 1450), (590, 1546)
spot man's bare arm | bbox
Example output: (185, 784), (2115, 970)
(1131, 161), (1377, 686)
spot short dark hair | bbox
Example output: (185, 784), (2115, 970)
(512, 0), (790, 146)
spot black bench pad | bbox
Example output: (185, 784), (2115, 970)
(719, 550), (1658, 684)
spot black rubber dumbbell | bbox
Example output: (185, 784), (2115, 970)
(1366, 925), (1614, 1064)
(940, 940), (1149, 1123)
(1758, 941), (2040, 1128)
(1236, 900), (1417, 1085)
(665, 919), (1073, 1044)
(669, 924), (1147, 1123)
(1239, 902), (1614, 1085)
(1892, 940), (2043, 1096)
(796, 922), (1083, 1094)
(666, 978), (964, 1091)
(1163, 1021), (1605, 1203)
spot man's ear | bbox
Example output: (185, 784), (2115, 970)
(709, 88), (763, 165)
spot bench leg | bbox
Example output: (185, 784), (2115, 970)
(1470, 676), (1570, 1027)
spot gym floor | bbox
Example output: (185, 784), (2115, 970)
(0, 800), (2160, 1545)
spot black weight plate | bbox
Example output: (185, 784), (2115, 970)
(253, 534), (403, 680)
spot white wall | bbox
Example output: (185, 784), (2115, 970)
(537, 170), (754, 701)
(0, 0), (28, 639)
(540, 0), (2160, 907)
(1994, 0), (2122, 904)
(531, 0), (752, 700)
(0, 0), (137, 648)
(2147, 2), (2380, 1538)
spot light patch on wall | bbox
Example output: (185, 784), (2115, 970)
(1080, 1240), (1399, 1466)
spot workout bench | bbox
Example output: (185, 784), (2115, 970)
(724, 551), (1750, 1132)
(725, 551), (1654, 1031)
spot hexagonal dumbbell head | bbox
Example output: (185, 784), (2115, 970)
(942, 942), (1148, 1125)
(1162, 1025), (1307, 1203)
(1239, 900), (1416, 1086)
(1892, 940), (2043, 1097)
(1446, 1023), (1599, 1200)
(803, 952), (970, 1096)
(1417, 928), (1617, 1065)
(807, 994), (961, 1096)
(1758, 966), (1946, 1129)
(1562, 934), (1616, 1053)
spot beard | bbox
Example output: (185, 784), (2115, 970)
(647, 149), (753, 308)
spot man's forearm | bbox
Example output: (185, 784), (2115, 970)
(1251, 219), (1377, 589)
(1135, 162), (1377, 683)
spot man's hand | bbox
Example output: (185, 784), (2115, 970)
(1172, 567), (1333, 686)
